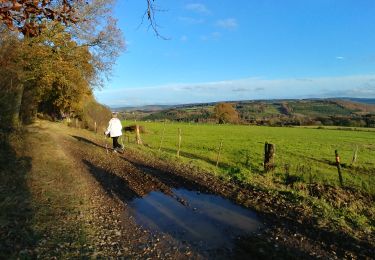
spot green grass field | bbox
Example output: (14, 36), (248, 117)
(288, 101), (353, 116)
(123, 121), (375, 194)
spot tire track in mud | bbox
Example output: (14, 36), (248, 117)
(56, 133), (203, 259)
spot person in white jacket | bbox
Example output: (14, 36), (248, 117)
(105, 112), (123, 151)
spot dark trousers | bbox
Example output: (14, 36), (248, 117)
(112, 136), (122, 149)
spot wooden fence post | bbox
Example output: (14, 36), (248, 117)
(351, 145), (358, 165)
(75, 118), (78, 128)
(216, 140), (223, 167)
(94, 121), (97, 133)
(136, 125), (143, 145)
(335, 150), (343, 186)
(177, 128), (182, 157)
(264, 142), (275, 172)
(159, 121), (166, 151)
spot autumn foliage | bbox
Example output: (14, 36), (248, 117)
(0, 0), (123, 129)
(214, 103), (239, 124)
(0, 0), (79, 37)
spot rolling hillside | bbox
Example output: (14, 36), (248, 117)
(118, 99), (375, 127)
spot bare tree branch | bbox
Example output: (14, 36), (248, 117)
(144, 0), (169, 40)
(1, 1), (167, 38)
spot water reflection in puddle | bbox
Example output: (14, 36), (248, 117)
(129, 189), (262, 249)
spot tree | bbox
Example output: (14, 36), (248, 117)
(0, 0), (125, 126)
(0, 21), (98, 126)
(1, 0), (125, 83)
(33, 23), (95, 119)
(0, 0), (79, 36)
(0, 0), (163, 128)
(0, 27), (26, 127)
(0, 0), (159, 37)
(67, 0), (124, 86)
(214, 103), (239, 124)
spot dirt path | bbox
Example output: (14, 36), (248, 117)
(13, 121), (374, 259)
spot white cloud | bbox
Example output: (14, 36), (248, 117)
(200, 32), (221, 41)
(336, 56), (345, 60)
(211, 32), (221, 38)
(216, 18), (238, 30)
(95, 75), (375, 106)
(180, 35), (188, 42)
(178, 16), (205, 25)
(185, 3), (210, 14)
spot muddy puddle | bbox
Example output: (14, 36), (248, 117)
(129, 189), (262, 249)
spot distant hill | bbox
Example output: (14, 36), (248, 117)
(115, 98), (375, 127)
(113, 105), (174, 112)
(341, 98), (375, 105)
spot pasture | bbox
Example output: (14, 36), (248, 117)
(123, 121), (375, 195)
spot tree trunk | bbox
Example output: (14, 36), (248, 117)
(12, 83), (24, 128)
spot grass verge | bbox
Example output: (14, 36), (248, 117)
(0, 124), (94, 258)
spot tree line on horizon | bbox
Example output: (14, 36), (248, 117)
(123, 100), (375, 128)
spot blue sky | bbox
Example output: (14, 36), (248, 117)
(94, 0), (375, 107)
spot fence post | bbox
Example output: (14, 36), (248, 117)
(351, 145), (358, 165)
(136, 125), (143, 145)
(335, 150), (343, 186)
(216, 140), (223, 167)
(264, 142), (275, 172)
(159, 121), (166, 151)
(177, 128), (182, 157)
(94, 121), (97, 133)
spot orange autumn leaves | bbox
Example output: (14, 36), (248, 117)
(0, 0), (78, 36)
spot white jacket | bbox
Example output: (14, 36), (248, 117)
(105, 118), (123, 137)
